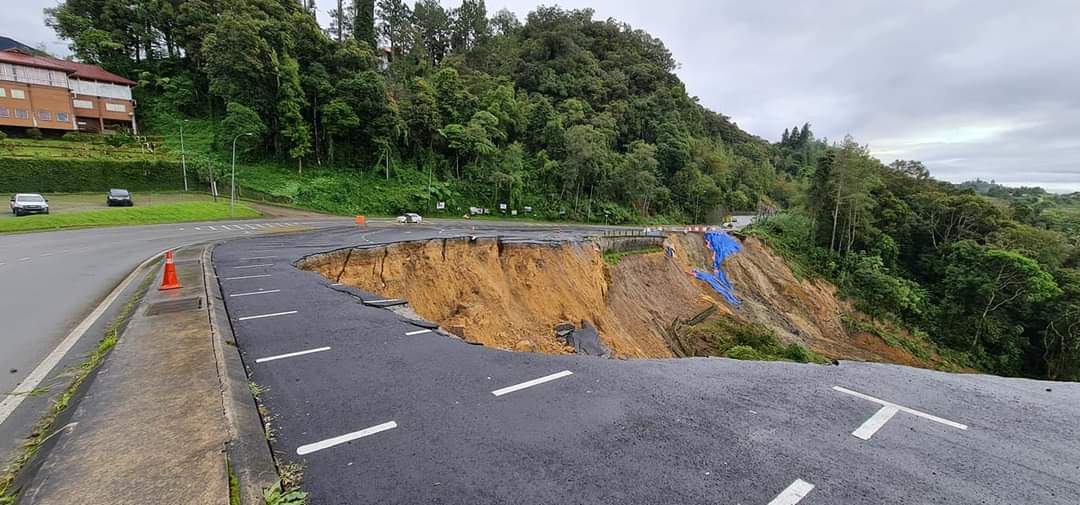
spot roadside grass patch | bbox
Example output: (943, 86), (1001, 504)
(0, 201), (260, 233)
(0, 266), (156, 500)
(682, 316), (829, 364)
(602, 247), (663, 265)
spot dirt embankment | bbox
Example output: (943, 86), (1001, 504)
(298, 233), (925, 364)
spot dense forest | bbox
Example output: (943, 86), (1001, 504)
(43, 0), (1078, 380)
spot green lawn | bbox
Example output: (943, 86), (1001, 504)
(0, 201), (260, 233)
(1, 138), (167, 161)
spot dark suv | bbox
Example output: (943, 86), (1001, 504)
(106, 189), (134, 207)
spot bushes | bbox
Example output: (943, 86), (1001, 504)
(25, 128), (43, 140)
(0, 158), (185, 192)
(683, 316), (829, 364)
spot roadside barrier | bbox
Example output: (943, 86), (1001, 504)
(159, 250), (182, 290)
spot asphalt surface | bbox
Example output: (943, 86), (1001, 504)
(215, 224), (1080, 505)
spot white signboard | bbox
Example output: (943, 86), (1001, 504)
(436, 201), (445, 210)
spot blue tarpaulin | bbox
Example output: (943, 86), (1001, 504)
(692, 231), (742, 305)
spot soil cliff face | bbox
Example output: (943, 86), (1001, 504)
(297, 233), (922, 364)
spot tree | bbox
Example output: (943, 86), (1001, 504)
(353, 0), (376, 48)
(329, 0), (355, 42)
(412, 0), (450, 64)
(450, 0), (490, 53)
(888, 159), (930, 180)
(220, 102), (267, 158)
(376, 0), (412, 55)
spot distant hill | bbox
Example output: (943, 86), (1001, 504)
(0, 36), (48, 56)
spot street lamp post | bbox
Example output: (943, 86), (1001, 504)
(230, 132), (254, 217)
(180, 121), (189, 192)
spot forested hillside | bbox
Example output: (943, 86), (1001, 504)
(41, 0), (1078, 381)
(47, 0), (785, 222)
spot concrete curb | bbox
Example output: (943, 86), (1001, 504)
(201, 243), (278, 505)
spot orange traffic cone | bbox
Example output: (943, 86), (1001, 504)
(159, 250), (182, 290)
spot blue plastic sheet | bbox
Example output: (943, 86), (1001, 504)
(692, 231), (742, 305)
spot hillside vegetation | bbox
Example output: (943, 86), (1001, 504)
(41, 0), (1079, 381)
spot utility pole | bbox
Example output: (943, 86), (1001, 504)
(180, 121), (188, 191)
(231, 132), (254, 217)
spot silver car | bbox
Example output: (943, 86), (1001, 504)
(9, 193), (49, 216)
(396, 213), (423, 224)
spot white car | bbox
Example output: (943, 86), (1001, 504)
(397, 213), (423, 224)
(9, 193), (49, 216)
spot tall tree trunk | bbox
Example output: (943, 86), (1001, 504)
(830, 182), (842, 253)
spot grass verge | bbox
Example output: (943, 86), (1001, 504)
(0, 265), (157, 501)
(602, 247), (664, 266)
(0, 201), (260, 233)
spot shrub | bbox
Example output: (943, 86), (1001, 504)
(0, 131), (7, 143)
(61, 132), (98, 143)
(25, 128), (43, 140)
(725, 345), (764, 361)
(0, 158), (185, 192)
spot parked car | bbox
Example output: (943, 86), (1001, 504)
(9, 193), (49, 216)
(106, 188), (134, 207)
(396, 212), (423, 224)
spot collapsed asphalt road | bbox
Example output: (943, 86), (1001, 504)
(215, 223), (1080, 505)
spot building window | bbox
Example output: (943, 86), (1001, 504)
(105, 103), (127, 113)
(0, 88), (6, 97)
(10, 89), (25, 99)
(57, 112), (70, 122)
(38, 111), (52, 121)
(14, 109), (28, 119)
(0, 108), (8, 118)
(73, 99), (93, 109)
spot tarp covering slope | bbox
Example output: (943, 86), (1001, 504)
(692, 231), (742, 305)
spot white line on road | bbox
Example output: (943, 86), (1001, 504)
(833, 386), (968, 431)
(852, 405), (900, 440)
(0, 248), (168, 426)
(40, 252), (53, 257)
(233, 263), (274, 269)
(492, 370), (574, 397)
(17, 257), (30, 261)
(223, 274), (272, 280)
(238, 310), (297, 321)
(229, 289), (281, 297)
(255, 346), (331, 363)
(405, 329), (432, 336)
(768, 479), (815, 505)
(296, 421), (397, 455)
(239, 256), (276, 260)
(366, 299), (402, 303)
(208, 226), (217, 230)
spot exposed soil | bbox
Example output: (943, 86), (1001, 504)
(298, 233), (928, 365)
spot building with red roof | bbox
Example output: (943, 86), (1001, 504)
(0, 49), (137, 134)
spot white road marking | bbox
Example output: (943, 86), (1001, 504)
(224, 274), (272, 280)
(852, 405), (900, 440)
(17, 257), (30, 261)
(238, 310), (297, 321)
(245, 224), (258, 229)
(330, 283), (343, 286)
(229, 289), (281, 297)
(768, 479), (815, 505)
(195, 227), (202, 230)
(296, 421), (398, 455)
(240, 256), (276, 260)
(255, 346), (331, 363)
(833, 386), (968, 431)
(492, 370), (574, 397)
(0, 248), (168, 426)
(405, 329), (432, 336)
(39, 252), (53, 257)
(233, 263), (274, 269)
(366, 299), (402, 303)
(208, 226), (218, 231)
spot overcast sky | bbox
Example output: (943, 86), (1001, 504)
(12, 1), (1080, 192)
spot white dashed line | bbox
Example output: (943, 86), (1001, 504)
(224, 274), (273, 280)
(233, 263), (274, 269)
(833, 386), (968, 432)
(366, 299), (403, 304)
(296, 421), (398, 455)
(405, 329), (432, 336)
(40, 253), (53, 257)
(330, 283), (343, 286)
(852, 405), (900, 440)
(237, 310), (297, 321)
(195, 227), (202, 230)
(240, 256), (276, 261)
(492, 370), (574, 397)
(208, 226), (218, 231)
(229, 289), (281, 297)
(255, 346), (331, 363)
(17, 257), (31, 262)
(768, 479), (815, 505)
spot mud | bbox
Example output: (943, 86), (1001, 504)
(298, 233), (927, 364)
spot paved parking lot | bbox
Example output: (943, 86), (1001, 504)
(215, 224), (1080, 505)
